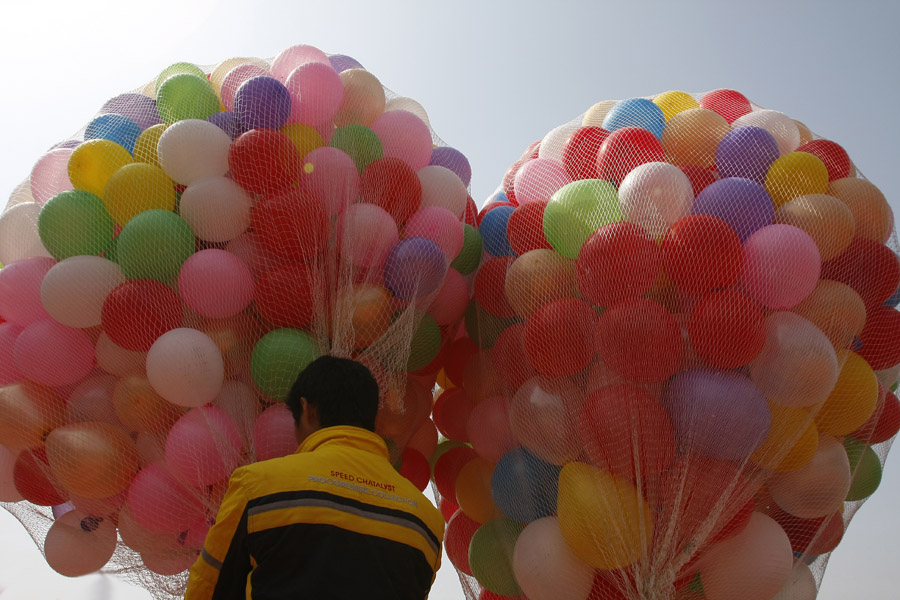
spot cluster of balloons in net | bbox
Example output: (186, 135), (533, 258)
(0, 43), (478, 588)
(430, 89), (900, 600)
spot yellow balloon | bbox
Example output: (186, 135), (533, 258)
(68, 140), (133, 197)
(455, 457), (502, 524)
(282, 123), (325, 160)
(46, 421), (140, 498)
(103, 163), (177, 225)
(661, 108), (731, 168)
(557, 462), (652, 570)
(653, 90), (699, 122)
(813, 351), (878, 436)
(133, 124), (167, 167)
(505, 249), (578, 318)
(750, 402), (818, 472)
(334, 69), (385, 128)
(774, 193), (855, 261)
(791, 280), (866, 350)
(582, 100), (616, 127)
(827, 177), (892, 243)
(764, 152), (829, 207)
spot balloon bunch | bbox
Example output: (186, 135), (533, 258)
(433, 90), (900, 600)
(0, 44), (476, 594)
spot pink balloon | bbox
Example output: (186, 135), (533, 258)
(286, 62), (344, 127)
(252, 404), (298, 461)
(221, 64), (268, 111)
(0, 257), (56, 326)
(178, 249), (255, 319)
(66, 374), (120, 426)
(0, 322), (24, 384)
(427, 268), (469, 327)
(403, 206), (464, 262)
(126, 462), (205, 535)
(742, 224), (821, 309)
(182, 515), (213, 549)
(467, 396), (517, 463)
(337, 203), (399, 269)
(372, 110), (433, 170)
(513, 158), (572, 204)
(165, 406), (243, 487)
(30, 148), (74, 205)
(302, 147), (360, 216)
(14, 320), (95, 386)
(270, 44), (331, 83)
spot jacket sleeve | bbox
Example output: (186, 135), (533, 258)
(184, 468), (252, 600)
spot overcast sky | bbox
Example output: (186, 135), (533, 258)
(1, 0), (899, 598)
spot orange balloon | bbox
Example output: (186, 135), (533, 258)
(337, 283), (394, 348)
(793, 120), (814, 146)
(791, 280), (866, 350)
(455, 457), (502, 523)
(775, 194), (855, 261)
(0, 383), (64, 451)
(505, 249), (578, 318)
(662, 108), (731, 168)
(750, 402), (818, 472)
(113, 375), (186, 434)
(827, 177), (892, 243)
(46, 422), (140, 499)
(813, 351), (878, 436)
(44, 509), (118, 576)
(509, 376), (583, 465)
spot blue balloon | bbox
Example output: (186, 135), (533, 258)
(207, 111), (247, 140)
(491, 448), (560, 523)
(602, 98), (666, 140)
(480, 205), (516, 257)
(84, 113), (141, 154)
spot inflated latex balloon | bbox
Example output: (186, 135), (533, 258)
(44, 510), (118, 577)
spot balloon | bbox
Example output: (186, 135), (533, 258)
(619, 162), (694, 238)
(44, 510), (118, 576)
(827, 177), (892, 243)
(178, 249), (254, 319)
(450, 224), (483, 276)
(513, 517), (594, 600)
(474, 257), (516, 318)
(101, 92), (161, 130)
(741, 224), (821, 309)
(596, 127), (666, 185)
(0, 256), (56, 326)
(41, 256), (125, 329)
(766, 504), (844, 556)
(126, 462), (205, 534)
(583, 100), (617, 126)
(688, 289), (766, 368)
(330, 124), (384, 173)
(750, 402), (819, 472)
(715, 126), (781, 184)
(334, 69), (385, 128)
(146, 328), (225, 408)
(796, 139), (852, 181)
(156, 119), (232, 186)
(428, 268), (469, 327)
(479, 205), (515, 257)
(95, 332), (146, 377)
(30, 148), (74, 204)
(445, 509), (480, 575)
(270, 44), (331, 82)
(524, 298), (597, 378)
(699, 89), (752, 123)
(67, 139), (132, 197)
(506, 249), (578, 318)
(455, 457), (502, 523)
(383, 238), (447, 300)
(14, 320), (95, 387)
(0, 445), (24, 502)
(0, 382), (64, 452)
(154, 61), (206, 92)
(113, 375), (185, 434)
(468, 519), (524, 596)
(234, 76), (292, 130)
(749, 312), (839, 408)
(858, 306), (900, 369)
(252, 188), (330, 262)
(116, 210), (195, 282)
(774, 193), (855, 262)
(37, 189), (116, 258)
(46, 421), (139, 498)
(0, 322), (23, 384)
(418, 165), (468, 218)
(466, 396), (516, 463)
(229, 129), (302, 196)
(156, 74), (220, 124)
(166, 405), (242, 486)
(179, 176), (252, 243)
(13, 448), (67, 506)
(251, 403), (296, 462)
(432, 388), (475, 442)
(282, 122), (324, 157)
(433, 445), (477, 501)
(407, 315), (442, 372)
(84, 113), (141, 154)
(770, 562), (819, 600)
(791, 280), (866, 350)
(844, 438), (882, 501)
(732, 109), (801, 155)
(506, 200), (552, 256)
(220, 63), (268, 111)
(561, 126), (608, 180)
(372, 110), (433, 170)
(768, 436), (851, 519)
(302, 147), (360, 216)
(822, 238), (900, 309)
(602, 98), (666, 139)
(430, 146), (472, 187)
(406, 418), (438, 459)
(813, 350), (878, 436)
(335, 283), (393, 348)
(853, 389), (900, 444)
(66, 375), (119, 426)
(661, 108), (731, 168)
(654, 90), (700, 121)
(691, 177), (775, 242)
(0, 202), (52, 265)
(544, 179), (621, 258)
(286, 61), (344, 127)
(491, 448), (560, 522)
(359, 157), (421, 223)
(557, 462), (652, 570)
(538, 122), (580, 162)
(765, 152), (830, 207)
(663, 214), (743, 295)
(101, 279), (182, 352)
(575, 222), (660, 307)
(513, 158), (571, 205)
(250, 328), (322, 401)
(133, 124), (166, 166)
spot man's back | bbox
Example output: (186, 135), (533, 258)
(186, 425), (444, 600)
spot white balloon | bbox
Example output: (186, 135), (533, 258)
(5, 179), (35, 211)
(41, 256), (125, 328)
(619, 162), (694, 238)
(538, 121), (581, 162)
(771, 561), (819, 600)
(733, 109), (801, 155)
(95, 332), (146, 377)
(157, 119), (232, 185)
(180, 176), (253, 243)
(385, 96), (431, 127)
(417, 165), (467, 218)
(768, 435), (851, 519)
(513, 517), (594, 600)
(0, 202), (52, 265)
(146, 328), (225, 408)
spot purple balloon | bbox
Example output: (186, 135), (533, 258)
(383, 237), (447, 299)
(691, 177), (774, 242)
(663, 369), (771, 461)
(716, 126), (781, 183)
(429, 147), (472, 188)
(51, 140), (81, 150)
(329, 54), (364, 73)
(207, 111), (247, 140)
(234, 76), (292, 130)
(101, 93), (161, 130)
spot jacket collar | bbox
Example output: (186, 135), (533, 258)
(296, 425), (390, 459)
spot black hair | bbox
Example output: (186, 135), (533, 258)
(286, 355), (380, 431)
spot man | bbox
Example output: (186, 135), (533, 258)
(185, 356), (445, 599)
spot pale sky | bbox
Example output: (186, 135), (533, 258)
(1, 0), (899, 598)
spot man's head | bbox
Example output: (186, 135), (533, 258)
(286, 355), (380, 444)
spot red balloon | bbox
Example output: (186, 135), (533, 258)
(255, 262), (320, 329)
(490, 323), (538, 391)
(822, 238), (900, 308)
(502, 159), (525, 205)
(688, 290), (766, 368)
(445, 509), (481, 576)
(596, 127), (665, 185)
(595, 297), (683, 383)
(359, 157), (422, 224)
(507, 200), (553, 255)
(576, 222), (661, 307)
(853, 388), (900, 444)
(229, 129), (301, 196)
(101, 279), (182, 352)
(663, 214), (743, 296)
(480, 590), (526, 600)
(679, 165), (719, 197)
(463, 195), (479, 227)
(251, 188), (329, 262)
(577, 383), (675, 480)
(433, 446), (477, 502)
(399, 448), (430, 491)
(796, 140), (852, 181)
(14, 448), (67, 506)
(857, 305), (900, 370)
(562, 126), (609, 180)
(524, 298), (598, 378)
(523, 140), (541, 160)
(473, 257), (516, 318)
(439, 495), (460, 522)
(443, 337), (478, 388)
(432, 388), (475, 442)
(407, 418), (439, 458)
(588, 570), (631, 600)
(699, 89), (752, 123)
(711, 497), (755, 543)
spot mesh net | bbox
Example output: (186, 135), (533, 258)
(0, 44), (476, 597)
(432, 90), (900, 600)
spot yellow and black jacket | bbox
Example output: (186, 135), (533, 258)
(185, 425), (445, 600)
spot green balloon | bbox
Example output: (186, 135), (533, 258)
(251, 329), (322, 401)
(103, 236), (119, 263)
(465, 300), (517, 349)
(844, 437), (883, 501)
(544, 179), (622, 258)
(38, 189), (115, 259)
(155, 62), (206, 93)
(407, 314), (442, 372)
(156, 73), (221, 125)
(116, 209), (195, 282)
(450, 224), (483, 275)
(469, 519), (525, 596)
(330, 125), (383, 172)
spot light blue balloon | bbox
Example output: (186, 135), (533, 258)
(85, 113), (141, 154)
(602, 98), (666, 140)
